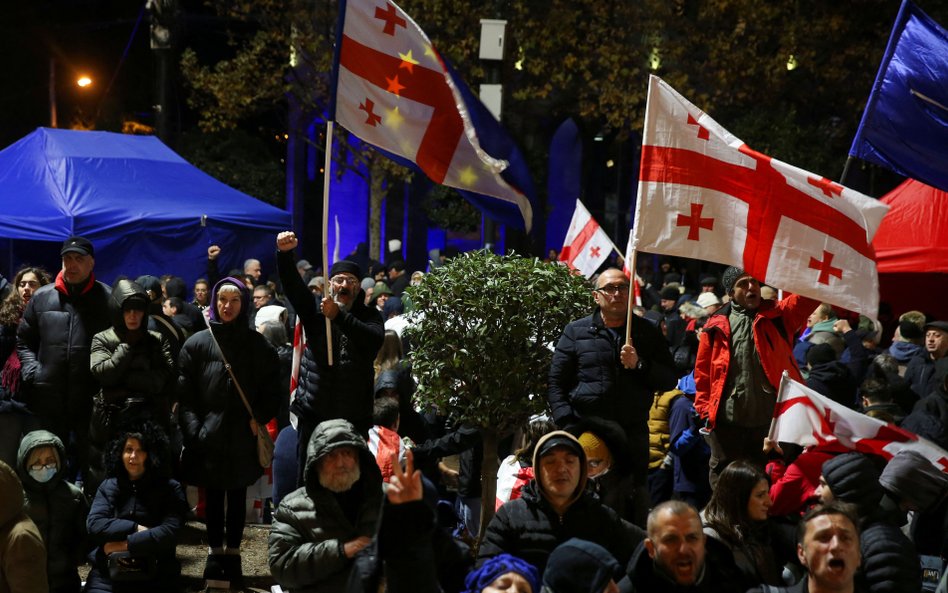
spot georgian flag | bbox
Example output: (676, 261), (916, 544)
(771, 374), (948, 472)
(559, 199), (617, 278)
(288, 319), (305, 430)
(631, 75), (890, 318)
(334, 0), (533, 230)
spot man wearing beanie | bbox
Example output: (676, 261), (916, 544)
(548, 268), (678, 526)
(817, 452), (922, 593)
(479, 431), (643, 574)
(17, 236), (110, 483)
(275, 232), (384, 485)
(694, 266), (817, 488)
(543, 538), (621, 593)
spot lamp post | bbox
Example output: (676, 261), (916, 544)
(49, 59), (94, 128)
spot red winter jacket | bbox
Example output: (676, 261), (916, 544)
(694, 293), (817, 430)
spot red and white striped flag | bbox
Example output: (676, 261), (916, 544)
(771, 374), (948, 472)
(559, 199), (616, 278)
(632, 76), (889, 318)
(288, 318), (306, 429)
(622, 230), (643, 306)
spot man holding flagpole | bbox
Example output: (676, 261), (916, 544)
(548, 268), (677, 525)
(694, 267), (816, 488)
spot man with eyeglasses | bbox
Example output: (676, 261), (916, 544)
(548, 268), (677, 526)
(275, 231), (384, 486)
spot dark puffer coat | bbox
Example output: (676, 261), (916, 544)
(277, 251), (384, 437)
(177, 277), (281, 489)
(16, 273), (110, 432)
(16, 430), (88, 593)
(268, 419), (384, 593)
(85, 427), (187, 593)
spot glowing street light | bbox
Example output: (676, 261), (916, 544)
(76, 76), (93, 88)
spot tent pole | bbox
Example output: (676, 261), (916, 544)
(322, 121), (334, 367)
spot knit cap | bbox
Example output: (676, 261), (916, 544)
(463, 554), (539, 593)
(821, 452), (883, 516)
(578, 432), (612, 467)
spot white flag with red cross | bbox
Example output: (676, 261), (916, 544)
(631, 75), (890, 317)
(771, 374), (948, 472)
(334, 0), (532, 229)
(559, 199), (617, 278)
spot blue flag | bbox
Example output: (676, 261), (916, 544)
(849, 0), (948, 192)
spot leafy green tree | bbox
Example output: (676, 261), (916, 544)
(405, 251), (590, 544)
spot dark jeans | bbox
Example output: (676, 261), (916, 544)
(205, 487), (247, 549)
(704, 422), (769, 490)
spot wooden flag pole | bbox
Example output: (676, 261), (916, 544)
(624, 248), (637, 348)
(322, 121), (335, 367)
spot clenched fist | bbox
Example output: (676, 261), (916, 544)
(277, 231), (299, 252)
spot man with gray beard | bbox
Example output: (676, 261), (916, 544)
(268, 419), (384, 593)
(276, 232), (385, 485)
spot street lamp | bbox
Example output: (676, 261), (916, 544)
(77, 76), (93, 88)
(49, 59), (94, 128)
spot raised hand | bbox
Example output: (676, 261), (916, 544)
(386, 448), (422, 505)
(277, 231), (299, 253)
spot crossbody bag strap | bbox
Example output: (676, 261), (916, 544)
(203, 317), (256, 420)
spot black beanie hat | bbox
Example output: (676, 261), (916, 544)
(807, 343), (838, 366)
(822, 452), (884, 516)
(329, 260), (362, 279)
(722, 266), (747, 293)
(899, 319), (923, 341)
(660, 286), (680, 300)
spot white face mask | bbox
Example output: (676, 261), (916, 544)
(28, 466), (56, 484)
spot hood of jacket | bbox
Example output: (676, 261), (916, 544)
(208, 276), (251, 326)
(544, 537), (621, 593)
(16, 430), (66, 490)
(304, 418), (381, 497)
(374, 369), (401, 395)
(879, 450), (948, 511)
(109, 279), (151, 337)
(0, 460), (25, 527)
(531, 431), (588, 511)
(889, 340), (923, 363)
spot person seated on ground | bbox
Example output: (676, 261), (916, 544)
(816, 452), (921, 593)
(84, 424), (187, 593)
(0, 458), (48, 593)
(461, 553), (540, 593)
(701, 461), (794, 591)
(746, 501), (863, 593)
(268, 418), (384, 592)
(620, 500), (740, 593)
(16, 430), (88, 593)
(543, 538), (621, 593)
(572, 418), (638, 522)
(479, 431), (642, 574)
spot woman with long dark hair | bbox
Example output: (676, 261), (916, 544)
(702, 461), (789, 590)
(0, 266), (51, 466)
(85, 423), (186, 593)
(178, 277), (280, 589)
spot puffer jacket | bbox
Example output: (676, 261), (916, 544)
(694, 294), (817, 429)
(857, 521), (922, 593)
(277, 251), (384, 437)
(16, 272), (110, 425)
(16, 431), (88, 593)
(0, 458), (48, 593)
(479, 432), (643, 574)
(177, 277), (281, 489)
(648, 389), (682, 469)
(548, 309), (677, 480)
(89, 280), (174, 421)
(268, 419), (384, 593)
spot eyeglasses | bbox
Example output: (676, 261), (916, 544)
(595, 284), (630, 296)
(330, 276), (359, 286)
(29, 463), (57, 472)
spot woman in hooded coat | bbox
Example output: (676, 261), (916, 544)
(177, 277), (281, 588)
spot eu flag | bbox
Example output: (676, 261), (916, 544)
(849, 0), (948, 192)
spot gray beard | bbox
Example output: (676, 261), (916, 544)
(319, 465), (361, 493)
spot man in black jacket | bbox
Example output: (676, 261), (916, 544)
(548, 268), (677, 525)
(16, 236), (110, 483)
(276, 231), (384, 485)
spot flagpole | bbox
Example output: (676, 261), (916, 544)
(624, 248), (637, 347)
(322, 121), (335, 367)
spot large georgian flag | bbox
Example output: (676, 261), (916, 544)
(631, 76), (890, 317)
(334, 0), (533, 230)
(771, 374), (948, 472)
(559, 199), (616, 278)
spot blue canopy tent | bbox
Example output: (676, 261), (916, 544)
(0, 128), (291, 286)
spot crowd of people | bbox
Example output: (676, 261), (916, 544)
(0, 236), (946, 593)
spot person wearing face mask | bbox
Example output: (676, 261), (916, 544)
(16, 430), (88, 593)
(275, 232), (385, 485)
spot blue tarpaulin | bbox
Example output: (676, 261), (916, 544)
(0, 128), (291, 285)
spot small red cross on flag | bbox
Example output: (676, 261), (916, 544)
(631, 76), (890, 318)
(559, 199), (615, 279)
